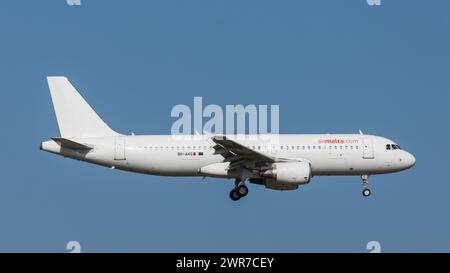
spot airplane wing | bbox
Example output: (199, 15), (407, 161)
(211, 136), (274, 170)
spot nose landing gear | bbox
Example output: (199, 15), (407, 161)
(361, 174), (371, 197)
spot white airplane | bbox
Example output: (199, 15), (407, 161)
(41, 77), (416, 201)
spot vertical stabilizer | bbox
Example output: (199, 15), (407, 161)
(46, 76), (120, 138)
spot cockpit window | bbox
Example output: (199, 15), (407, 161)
(387, 144), (402, 150)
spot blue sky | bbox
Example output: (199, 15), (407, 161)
(0, 0), (449, 252)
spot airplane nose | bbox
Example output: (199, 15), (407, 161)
(404, 152), (416, 168)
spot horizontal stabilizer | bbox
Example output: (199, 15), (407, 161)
(51, 137), (93, 150)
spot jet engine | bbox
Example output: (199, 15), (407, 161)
(260, 162), (311, 190)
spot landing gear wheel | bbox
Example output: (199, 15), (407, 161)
(362, 188), (371, 197)
(237, 185), (248, 197)
(360, 174), (371, 198)
(229, 189), (241, 201)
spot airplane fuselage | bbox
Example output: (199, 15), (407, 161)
(41, 134), (416, 178)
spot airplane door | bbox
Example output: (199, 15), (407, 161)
(114, 137), (126, 160)
(362, 137), (374, 159)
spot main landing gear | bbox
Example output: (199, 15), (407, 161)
(229, 179), (249, 201)
(361, 174), (371, 197)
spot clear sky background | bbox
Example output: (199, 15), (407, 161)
(0, 0), (449, 252)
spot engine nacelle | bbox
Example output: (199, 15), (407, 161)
(198, 162), (241, 178)
(262, 162), (311, 185)
(198, 162), (230, 178)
